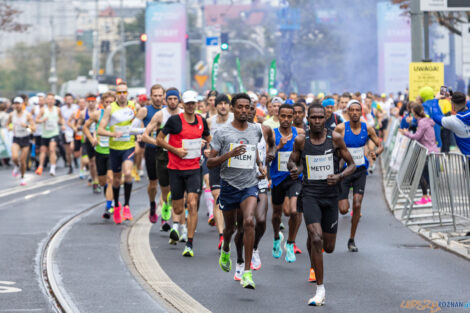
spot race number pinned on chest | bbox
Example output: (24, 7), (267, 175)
(182, 138), (202, 159)
(228, 143), (256, 169)
(347, 147), (365, 166)
(306, 153), (334, 180)
(114, 125), (131, 142)
(277, 151), (291, 172)
(45, 120), (56, 132)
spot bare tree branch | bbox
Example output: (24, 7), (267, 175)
(0, 2), (31, 33)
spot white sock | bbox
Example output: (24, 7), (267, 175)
(204, 189), (214, 215)
(172, 222), (179, 231)
(316, 284), (325, 297)
(51, 164), (56, 171)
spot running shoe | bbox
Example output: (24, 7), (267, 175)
(240, 270), (255, 289)
(182, 246), (194, 257)
(113, 203), (122, 224)
(102, 207), (113, 219)
(308, 268), (316, 283)
(272, 232), (284, 259)
(426, 197), (432, 204)
(95, 185), (102, 194)
(285, 243), (296, 263)
(208, 214), (215, 226)
(149, 208), (158, 224)
(79, 169), (85, 179)
(293, 243), (302, 254)
(234, 263), (244, 281)
(20, 178), (26, 186)
(414, 197), (428, 206)
(251, 249), (261, 270)
(160, 220), (171, 232)
(12, 167), (19, 177)
(169, 228), (180, 245)
(122, 205), (133, 221)
(308, 293), (325, 306)
(67, 166), (73, 174)
(161, 202), (172, 221)
(219, 249), (232, 272)
(35, 167), (43, 176)
(348, 239), (358, 252)
(218, 236), (224, 250)
(92, 184), (100, 194)
(179, 225), (188, 242)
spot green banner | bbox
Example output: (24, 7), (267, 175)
(236, 57), (246, 93)
(268, 59), (277, 95)
(211, 53), (220, 91)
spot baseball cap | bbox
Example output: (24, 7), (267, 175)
(272, 96), (283, 104)
(37, 92), (46, 98)
(182, 90), (198, 103)
(285, 99), (294, 105)
(13, 97), (24, 104)
(322, 98), (335, 107)
(138, 94), (148, 102)
(248, 92), (259, 104)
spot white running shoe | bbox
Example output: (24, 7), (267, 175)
(12, 166), (19, 177)
(251, 249), (261, 270)
(234, 263), (244, 281)
(179, 225), (188, 242)
(308, 291), (326, 306)
(50, 168), (56, 176)
(20, 178), (26, 186)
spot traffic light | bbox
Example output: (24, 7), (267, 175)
(140, 33), (148, 52)
(220, 32), (229, 51)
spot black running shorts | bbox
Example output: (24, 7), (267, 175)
(339, 167), (367, 200)
(300, 190), (338, 234)
(169, 169), (201, 200)
(271, 177), (302, 205)
(95, 152), (111, 176)
(144, 145), (157, 181)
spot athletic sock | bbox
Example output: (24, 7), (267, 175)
(150, 201), (156, 215)
(50, 164), (56, 171)
(316, 284), (325, 297)
(73, 157), (78, 168)
(219, 233), (223, 238)
(204, 189), (214, 215)
(124, 182), (132, 206)
(187, 238), (193, 248)
(106, 200), (112, 209)
(113, 186), (120, 207)
(275, 235), (280, 241)
(172, 222), (179, 231)
(287, 240), (294, 244)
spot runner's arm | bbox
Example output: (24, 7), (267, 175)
(97, 106), (117, 137)
(83, 114), (97, 145)
(142, 111), (160, 145)
(27, 113), (36, 133)
(332, 131), (356, 184)
(6, 113), (12, 130)
(206, 130), (244, 168)
(264, 125), (276, 163)
(130, 107), (147, 135)
(367, 125), (384, 159)
(58, 110), (66, 130)
(35, 108), (45, 123)
(67, 114), (76, 132)
(287, 135), (304, 180)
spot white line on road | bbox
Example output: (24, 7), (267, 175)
(25, 190), (50, 200)
(0, 184), (70, 210)
(0, 174), (78, 199)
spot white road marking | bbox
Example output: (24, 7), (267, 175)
(0, 281), (22, 293)
(0, 174), (78, 199)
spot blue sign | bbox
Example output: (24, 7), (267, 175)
(206, 37), (219, 46)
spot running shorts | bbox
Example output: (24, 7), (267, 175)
(110, 148), (135, 173)
(339, 167), (367, 200)
(144, 145), (157, 181)
(218, 179), (259, 211)
(271, 176), (302, 205)
(41, 136), (59, 147)
(300, 190), (338, 234)
(84, 139), (96, 159)
(168, 169), (201, 200)
(13, 136), (30, 148)
(208, 166), (221, 190)
(95, 152), (111, 176)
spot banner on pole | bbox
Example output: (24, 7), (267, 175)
(268, 59), (277, 95)
(211, 53), (220, 91)
(236, 57), (245, 93)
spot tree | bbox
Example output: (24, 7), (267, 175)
(0, 2), (30, 33)
(391, 0), (470, 36)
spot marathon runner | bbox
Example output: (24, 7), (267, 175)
(323, 98), (344, 131)
(205, 90), (218, 119)
(78, 94), (100, 193)
(31, 93), (45, 170)
(83, 91), (116, 218)
(143, 87), (183, 230)
(270, 104), (305, 263)
(134, 84), (165, 223)
(335, 100), (383, 252)
(60, 93), (78, 174)
(335, 92), (351, 122)
(207, 93), (265, 289)
(232, 100), (275, 280)
(288, 103), (355, 306)
(35, 93), (65, 176)
(156, 90), (211, 257)
(262, 96), (282, 129)
(206, 94), (233, 249)
(293, 102), (308, 131)
(8, 97), (36, 185)
(98, 82), (142, 224)
(68, 98), (87, 176)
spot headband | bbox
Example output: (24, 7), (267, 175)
(166, 90), (180, 101)
(86, 96), (97, 101)
(322, 98), (335, 107)
(346, 100), (362, 110)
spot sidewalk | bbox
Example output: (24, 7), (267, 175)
(381, 165), (470, 260)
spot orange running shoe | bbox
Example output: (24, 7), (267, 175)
(113, 203), (122, 224)
(308, 268), (316, 283)
(35, 167), (43, 176)
(293, 243), (302, 254)
(208, 214), (215, 226)
(122, 205), (133, 221)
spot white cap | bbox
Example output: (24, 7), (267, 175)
(271, 96), (283, 104)
(182, 90), (198, 104)
(248, 92), (258, 103)
(306, 97), (314, 104)
(36, 92), (46, 98)
(13, 97), (24, 104)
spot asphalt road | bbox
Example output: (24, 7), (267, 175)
(150, 173), (470, 313)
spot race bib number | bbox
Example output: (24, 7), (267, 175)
(277, 151), (291, 172)
(348, 147), (365, 166)
(182, 138), (202, 159)
(45, 120), (56, 132)
(114, 125), (130, 142)
(306, 153), (334, 180)
(228, 144), (256, 169)
(98, 135), (109, 147)
(65, 132), (73, 143)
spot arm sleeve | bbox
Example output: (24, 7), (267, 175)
(161, 115), (180, 135)
(404, 120), (425, 140)
(429, 99), (444, 127)
(202, 118), (210, 137)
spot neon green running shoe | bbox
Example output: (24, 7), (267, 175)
(161, 202), (172, 221)
(219, 249), (232, 272)
(182, 246), (194, 257)
(240, 270), (255, 289)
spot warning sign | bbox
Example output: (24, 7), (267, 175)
(409, 62), (444, 101)
(194, 75), (208, 88)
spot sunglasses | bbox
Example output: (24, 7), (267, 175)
(116, 91), (128, 95)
